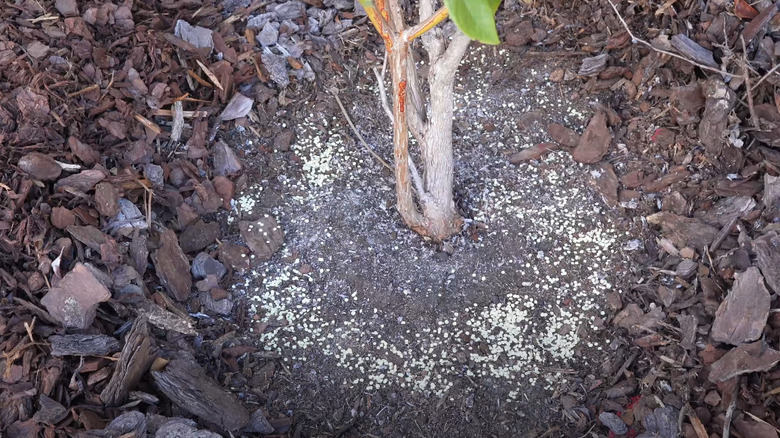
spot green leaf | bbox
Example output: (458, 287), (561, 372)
(443, 0), (501, 45)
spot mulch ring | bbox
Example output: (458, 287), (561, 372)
(4, 0), (780, 435)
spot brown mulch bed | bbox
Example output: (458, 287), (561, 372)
(4, 0), (780, 435)
(0, 0), (355, 436)
(520, 0), (780, 436)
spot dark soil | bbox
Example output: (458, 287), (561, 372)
(229, 46), (642, 436)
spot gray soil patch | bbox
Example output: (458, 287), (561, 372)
(229, 47), (639, 436)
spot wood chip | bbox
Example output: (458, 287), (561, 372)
(195, 59), (224, 90)
(152, 352), (250, 431)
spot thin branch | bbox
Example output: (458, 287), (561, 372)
(607, 0), (734, 77)
(741, 36), (759, 129)
(405, 52), (427, 138)
(328, 87), (393, 171)
(408, 156), (428, 202)
(439, 30), (472, 75)
(372, 67), (394, 122)
(403, 6), (449, 42)
(374, 65), (426, 147)
(754, 62), (780, 88)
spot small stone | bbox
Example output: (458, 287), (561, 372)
(244, 409), (275, 434)
(679, 247), (696, 259)
(257, 22), (279, 46)
(179, 220), (221, 254)
(676, 259), (698, 279)
(598, 412), (628, 435)
(144, 164), (164, 190)
(274, 1), (304, 19)
(174, 20), (214, 53)
(262, 52), (289, 88)
(26, 42), (49, 59)
(213, 141), (243, 176)
(210, 287), (228, 301)
(202, 291), (233, 315)
(191, 252), (227, 280)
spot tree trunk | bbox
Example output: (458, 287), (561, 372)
(419, 55), (462, 240)
(379, 0), (471, 241)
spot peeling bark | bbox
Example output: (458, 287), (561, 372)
(367, 0), (470, 241)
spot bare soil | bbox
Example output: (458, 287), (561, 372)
(228, 45), (642, 437)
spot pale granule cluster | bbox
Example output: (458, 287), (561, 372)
(233, 47), (629, 402)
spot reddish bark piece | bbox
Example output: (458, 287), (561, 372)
(16, 88), (50, 119)
(94, 182), (120, 217)
(711, 267), (770, 345)
(504, 20), (535, 46)
(709, 340), (780, 382)
(67, 136), (99, 165)
(508, 143), (557, 163)
(645, 212), (719, 251)
(274, 129), (295, 151)
(643, 166), (690, 193)
(670, 82), (705, 125)
(50, 207), (75, 229)
(239, 216), (284, 262)
(212, 176), (234, 210)
(40, 263), (111, 329)
(18, 152), (61, 181)
(700, 80), (739, 170)
(572, 112), (610, 163)
(151, 229), (192, 301)
(188, 180), (222, 214)
(219, 243), (252, 271)
(54, 169), (105, 192)
(66, 225), (110, 250)
(734, 414), (778, 438)
(547, 123), (579, 147)
(735, 0), (759, 19)
(55, 0), (78, 15)
(590, 163), (619, 208)
(613, 303), (665, 336)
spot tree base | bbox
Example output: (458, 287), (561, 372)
(404, 209), (462, 242)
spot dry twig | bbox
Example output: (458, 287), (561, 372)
(607, 0), (733, 77)
(328, 87), (393, 171)
(741, 37), (760, 129)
